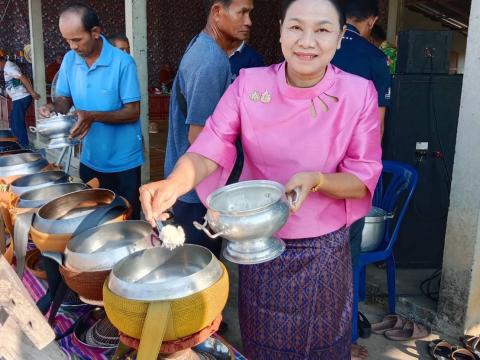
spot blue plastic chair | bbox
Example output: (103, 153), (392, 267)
(352, 160), (418, 342)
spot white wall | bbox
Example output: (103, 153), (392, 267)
(399, 8), (467, 74)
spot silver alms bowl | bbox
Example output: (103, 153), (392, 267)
(64, 220), (154, 272)
(10, 170), (70, 195)
(194, 180), (290, 265)
(30, 114), (78, 149)
(108, 245), (223, 301)
(0, 152), (48, 177)
(17, 182), (87, 209)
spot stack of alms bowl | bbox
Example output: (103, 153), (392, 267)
(103, 245), (229, 360)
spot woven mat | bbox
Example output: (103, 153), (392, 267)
(22, 266), (247, 360)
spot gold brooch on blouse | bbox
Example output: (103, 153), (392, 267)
(250, 90), (260, 102)
(260, 90), (271, 104)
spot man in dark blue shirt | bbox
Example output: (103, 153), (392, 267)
(229, 41), (264, 80)
(332, 0), (390, 136)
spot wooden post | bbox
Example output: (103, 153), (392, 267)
(28, 0), (47, 116)
(386, 0), (400, 45)
(125, 0), (150, 184)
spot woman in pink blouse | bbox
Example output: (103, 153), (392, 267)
(140, 0), (382, 359)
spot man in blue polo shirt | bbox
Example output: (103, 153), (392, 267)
(39, 3), (143, 220)
(140, 0), (254, 260)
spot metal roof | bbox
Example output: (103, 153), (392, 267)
(406, 0), (470, 35)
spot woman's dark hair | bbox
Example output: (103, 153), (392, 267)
(60, 2), (100, 32)
(280, 0), (346, 29)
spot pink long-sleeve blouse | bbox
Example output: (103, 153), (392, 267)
(188, 62), (382, 239)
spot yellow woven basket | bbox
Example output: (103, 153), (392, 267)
(103, 263), (229, 360)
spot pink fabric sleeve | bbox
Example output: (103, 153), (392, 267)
(187, 78), (242, 204)
(339, 81), (383, 225)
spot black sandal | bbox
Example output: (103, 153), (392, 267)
(358, 312), (372, 339)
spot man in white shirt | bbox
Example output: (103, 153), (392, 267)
(0, 56), (40, 147)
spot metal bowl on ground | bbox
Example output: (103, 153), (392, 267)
(17, 182), (87, 209)
(360, 207), (394, 252)
(108, 245), (223, 301)
(193, 337), (234, 360)
(194, 180), (290, 265)
(0, 152), (48, 177)
(74, 307), (119, 349)
(29, 114), (78, 149)
(10, 170), (70, 195)
(64, 220), (154, 272)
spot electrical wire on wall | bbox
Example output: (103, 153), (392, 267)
(420, 268), (442, 302)
(416, 56), (456, 302)
(412, 56), (452, 222)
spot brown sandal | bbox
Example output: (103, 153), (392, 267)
(384, 320), (430, 341)
(461, 335), (480, 358)
(451, 348), (476, 360)
(428, 339), (454, 360)
(371, 314), (405, 335)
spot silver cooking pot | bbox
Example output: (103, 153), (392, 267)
(108, 245), (223, 301)
(360, 207), (394, 252)
(10, 170), (70, 195)
(29, 114), (79, 149)
(194, 180), (294, 265)
(0, 152), (48, 177)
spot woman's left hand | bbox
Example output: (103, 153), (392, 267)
(285, 172), (323, 212)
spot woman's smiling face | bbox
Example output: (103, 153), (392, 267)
(280, 0), (345, 85)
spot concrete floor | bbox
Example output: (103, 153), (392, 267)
(356, 303), (456, 360)
(220, 257), (457, 359)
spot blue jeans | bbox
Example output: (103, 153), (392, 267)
(9, 95), (32, 148)
(172, 200), (222, 259)
(350, 217), (365, 270)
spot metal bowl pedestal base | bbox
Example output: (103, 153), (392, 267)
(223, 237), (286, 265)
(45, 136), (79, 149)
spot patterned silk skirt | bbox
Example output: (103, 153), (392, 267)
(238, 227), (352, 360)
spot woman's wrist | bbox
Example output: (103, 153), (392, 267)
(311, 172), (324, 192)
(165, 172), (191, 199)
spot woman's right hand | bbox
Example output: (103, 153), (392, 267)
(139, 179), (180, 227)
(38, 103), (55, 118)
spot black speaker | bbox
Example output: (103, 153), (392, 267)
(397, 30), (452, 74)
(383, 74), (463, 268)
